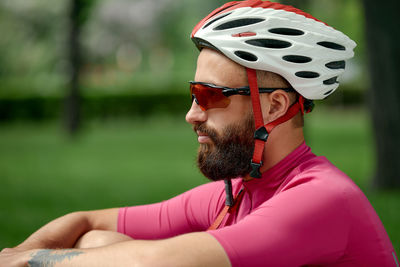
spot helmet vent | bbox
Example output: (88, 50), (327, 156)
(203, 13), (232, 29)
(324, 89), (334, 96)
(245, 39), (291, 49)
(295, 71), (320, 78)
(269, 28), (304, 36)
(192, 38), (220, 51)
(234, 51), (258, 62)
(325, 61), (346, 69)
(282, 55), (312, 63)
(214, 18), (265, 30)
(323, 76), (338, 85)
(317, 41), (346, 51)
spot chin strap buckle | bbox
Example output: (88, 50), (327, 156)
(254, 126), (269, 141)
(250, 160), (263, 178)
(250, 126), (268, 179)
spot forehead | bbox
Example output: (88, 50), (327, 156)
(195, 48), (247, 87)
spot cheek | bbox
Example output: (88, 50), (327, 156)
(206, 96), (252, 134)
(204, 109), (231, 136)
(226, 96), (253, 120)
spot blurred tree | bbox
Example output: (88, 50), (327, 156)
(0, 1), (68, 94)
(362, 0), (400, 188)
(65, 0), (96, 135)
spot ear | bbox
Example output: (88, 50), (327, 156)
(260, 90), (291, 124)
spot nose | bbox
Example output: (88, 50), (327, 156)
(186, 99), (207, 125)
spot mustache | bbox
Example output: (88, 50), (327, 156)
(193, 123), (218, 142)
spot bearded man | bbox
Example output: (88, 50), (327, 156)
(0, 1), (397, 266)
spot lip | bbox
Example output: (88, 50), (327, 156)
(197, 131), (211, 143)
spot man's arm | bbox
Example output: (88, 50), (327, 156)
(6, 232), (231, 267)
(11, 208), (119, 251)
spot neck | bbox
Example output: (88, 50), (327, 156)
(244, 123), (304, 181)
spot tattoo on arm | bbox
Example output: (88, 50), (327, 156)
(28, 249), (84, 267)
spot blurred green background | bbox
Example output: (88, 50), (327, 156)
(0, 0), (398, 254)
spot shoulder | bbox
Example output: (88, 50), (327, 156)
(270, 155), (366, 220)
(277, 156), (395, 265)
(272, 154), (384, 238)
(283, 155), (360, 196)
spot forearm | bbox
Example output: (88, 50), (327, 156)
(25, 233), (231, 267)
(26, 243), (136, 267)
(16, 209), (119, 250)
(16, 212), (91, 250)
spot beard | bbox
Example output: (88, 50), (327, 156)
(194, 112), (255, 181)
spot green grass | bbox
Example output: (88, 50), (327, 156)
(0, 108), (399, 254)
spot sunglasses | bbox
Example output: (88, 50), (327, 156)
(189, 81), (295, 111)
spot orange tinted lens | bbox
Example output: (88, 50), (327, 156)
(190, 84), (230, 110)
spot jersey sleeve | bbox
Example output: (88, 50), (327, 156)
(207, 177), (351, 267)
(118, 181), (226, 240)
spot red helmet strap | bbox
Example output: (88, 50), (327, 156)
(246, 68), (302, 178)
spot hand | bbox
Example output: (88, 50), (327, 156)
(0, 247), (35, 267)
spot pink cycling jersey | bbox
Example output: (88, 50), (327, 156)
(118, 142), (398, 266)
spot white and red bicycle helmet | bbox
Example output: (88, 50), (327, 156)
(191, 0), (356, 187)
(191, 0), (356, 100)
